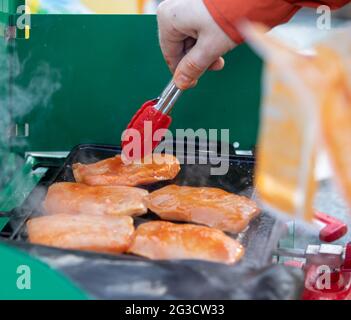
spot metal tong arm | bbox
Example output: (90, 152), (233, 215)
(154, 80), (182, 115)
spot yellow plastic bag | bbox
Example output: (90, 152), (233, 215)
(317, 30), (351, 209)
(243, 24), (351, 222)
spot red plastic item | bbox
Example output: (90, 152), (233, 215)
(343, 243), (351, 271)
(302, 244), (351, 300)
(282, 211), (348, 299)
(284, 260), (304, 269)
(121, 100), (172, 161)
(302, 265), (351, 300)
(285, 243), (351, 300)
(314, 211), (348, 243)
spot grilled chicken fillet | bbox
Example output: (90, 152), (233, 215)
(73, 153), (180, 187)
(27, 214), (134, 254)
(147, 185), (260, 233)
(43, 182), (148, 217)
(128, 221), (244, 265)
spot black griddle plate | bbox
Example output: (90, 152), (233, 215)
(0, 143), (304, 299)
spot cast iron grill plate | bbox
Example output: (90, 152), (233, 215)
(1, 143), (281, 268)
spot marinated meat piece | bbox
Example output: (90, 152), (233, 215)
(43, 182), (148, 217)
(128, 221), (244, 265)
(73, 153), (180, 187)
(147, 185), (260, 233)
(27, 214), (134, 254)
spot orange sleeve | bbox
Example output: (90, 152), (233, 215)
(203, 0), (350, 43)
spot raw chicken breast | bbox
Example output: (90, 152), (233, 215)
(73, 153), (180, 187)
(27, 214), (134, 254)
(146, 185), (260, 233)
(128, 221), (244, 265)
(43, 182), (148, 217)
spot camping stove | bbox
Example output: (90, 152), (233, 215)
(0, 144), (350, 300)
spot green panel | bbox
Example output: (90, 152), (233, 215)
(0, 243), (88, 299)
(2, 0), (24, 14)
(0, 217), (9, 231)
(11, 14), (262, 152)
(0, 25), (14, 190)
(0, 0), (26, 36)
(0, 156), (44, 212)
(0, 155), (46, 232)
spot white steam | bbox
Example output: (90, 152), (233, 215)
(0, 42), (61, 188)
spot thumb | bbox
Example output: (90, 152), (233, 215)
(173, 40), (218, 90)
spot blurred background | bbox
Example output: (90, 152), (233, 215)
(26, 0), (351, 17)
(27, 0), (162, 14)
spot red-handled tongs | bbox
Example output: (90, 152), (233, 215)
(122, 80), (182, 161)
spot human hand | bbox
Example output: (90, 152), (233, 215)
(157, 0), (236, 90)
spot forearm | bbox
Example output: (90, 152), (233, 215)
(287, 0), (350, 10)
(204, 0), (350, 43)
